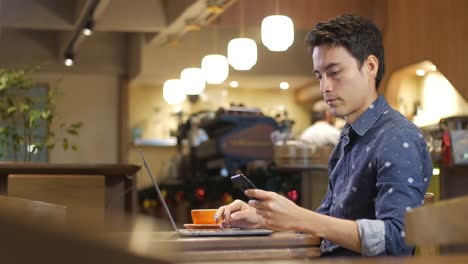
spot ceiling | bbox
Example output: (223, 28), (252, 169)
(0, 0), (380, 92)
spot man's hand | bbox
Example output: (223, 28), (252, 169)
(245, 189), (307, 231)
(214, 199), (265, 229)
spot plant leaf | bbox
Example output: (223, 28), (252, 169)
(62, 138), (69, 151)
(66, 129), (78, 135)
(71, 121), (83, 129)
(7, 106), (16, 114)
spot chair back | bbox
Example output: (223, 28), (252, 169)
(0, 195), (66, 225)
(405, 194), (468, 255)
(7, 174), (105, 227)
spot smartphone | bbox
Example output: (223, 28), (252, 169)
(231, 174), (257, 194)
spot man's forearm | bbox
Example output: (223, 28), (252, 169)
(295, 208), (361, 253)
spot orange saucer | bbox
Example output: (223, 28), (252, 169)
(183, 223), (220, 229)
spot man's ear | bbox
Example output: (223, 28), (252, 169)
(365, 55), (379, 79)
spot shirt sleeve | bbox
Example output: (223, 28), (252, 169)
(369, 130), (432, 256)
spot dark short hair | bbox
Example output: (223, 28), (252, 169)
(305, 14), (385, 89)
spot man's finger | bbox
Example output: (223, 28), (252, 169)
(245, 189), (274, 200)
(248, 199), (270, 211)
(214, 206), (227, 222)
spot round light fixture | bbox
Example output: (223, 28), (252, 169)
(261, 15), (294, 52)
(201, 54), (229, 84)
(163, 79), (186, 105)
(227, 38), (257, 70)
(180, 67), (206, 95)
(229, 81), (239, 88)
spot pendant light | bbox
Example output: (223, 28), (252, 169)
(163, 79), (186, 105)
(202, 54), (229, 84)
(261, 0), (294, 52)
(227, 0), (257, 70)
(180, 67), (206, 95)
(201, 21), (229, 84)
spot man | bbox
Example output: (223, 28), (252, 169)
(214, 14), (432, 257)
(300, 100), (341, 147)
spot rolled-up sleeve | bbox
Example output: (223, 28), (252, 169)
(357, 219), (385, 256)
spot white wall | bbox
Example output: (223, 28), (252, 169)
(33, 73), (120, 163)
(1, 28), (126, 163)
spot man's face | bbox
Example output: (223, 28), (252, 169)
(312, 45), (378, 124)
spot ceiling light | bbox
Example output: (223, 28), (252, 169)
(229, 81), (239, 88)
(261, 15), (294, 52)
(430, 64), (437, 71)
(227, 38), (257, 70)
(64, 53), (74, 67)
(180, 67), (206, 95)
(201, 54), (229, 84)
(82, 20), (95, 36)
(82, 28), (92, 36)
(163, 79), (186, 105)
(416, 69), (426, 76)
(279, 82), (289, 90)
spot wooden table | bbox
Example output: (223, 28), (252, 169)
(0, 163), (140, 217)
(186, 255), (468, 264)
(163, 231), (321, 262)
(106, 231), (321, 262)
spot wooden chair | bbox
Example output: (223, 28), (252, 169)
(405, 194), (468, 255)
(417, 193), (436, 256)
(0, 199), (173, 264)
(0, 195), (66, 226)
(7, 174), (105, 228)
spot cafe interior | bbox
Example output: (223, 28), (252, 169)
(1, 0), (468, 263)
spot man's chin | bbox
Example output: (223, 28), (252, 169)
(330, 109), (346, 118)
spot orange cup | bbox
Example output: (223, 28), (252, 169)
(191, 209), (219, 224)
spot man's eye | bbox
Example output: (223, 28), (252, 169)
(328, 71), (339, 77)
(315, 74), (322, 80)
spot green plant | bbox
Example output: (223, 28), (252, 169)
(0, 67), (82, 162)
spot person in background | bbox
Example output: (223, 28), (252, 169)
(215, 14), (433, 257)
(300, 100), (341, 147)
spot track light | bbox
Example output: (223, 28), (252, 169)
(82, 20), (95, 36)
(64, 53), (74, 67)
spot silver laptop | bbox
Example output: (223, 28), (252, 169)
(138, 150), (273, 237)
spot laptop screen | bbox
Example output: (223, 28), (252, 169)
(138, 150), (179, 232)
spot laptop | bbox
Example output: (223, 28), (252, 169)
(138, 150), (273, 237)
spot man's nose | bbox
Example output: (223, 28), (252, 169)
(320, 76), (331, 93)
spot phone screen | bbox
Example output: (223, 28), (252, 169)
(231, 174), (257, 193)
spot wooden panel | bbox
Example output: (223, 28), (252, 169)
(405, 195), (468, 246)
(0, 195), (66, 226)
(383, 0), (468, 104)
(7, 174), (105, 227)
(219, 0), (378, 30)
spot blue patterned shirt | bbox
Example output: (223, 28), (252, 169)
(317, 96), (433, 256)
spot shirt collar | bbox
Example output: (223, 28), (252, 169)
(349, 95), (388, 136)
